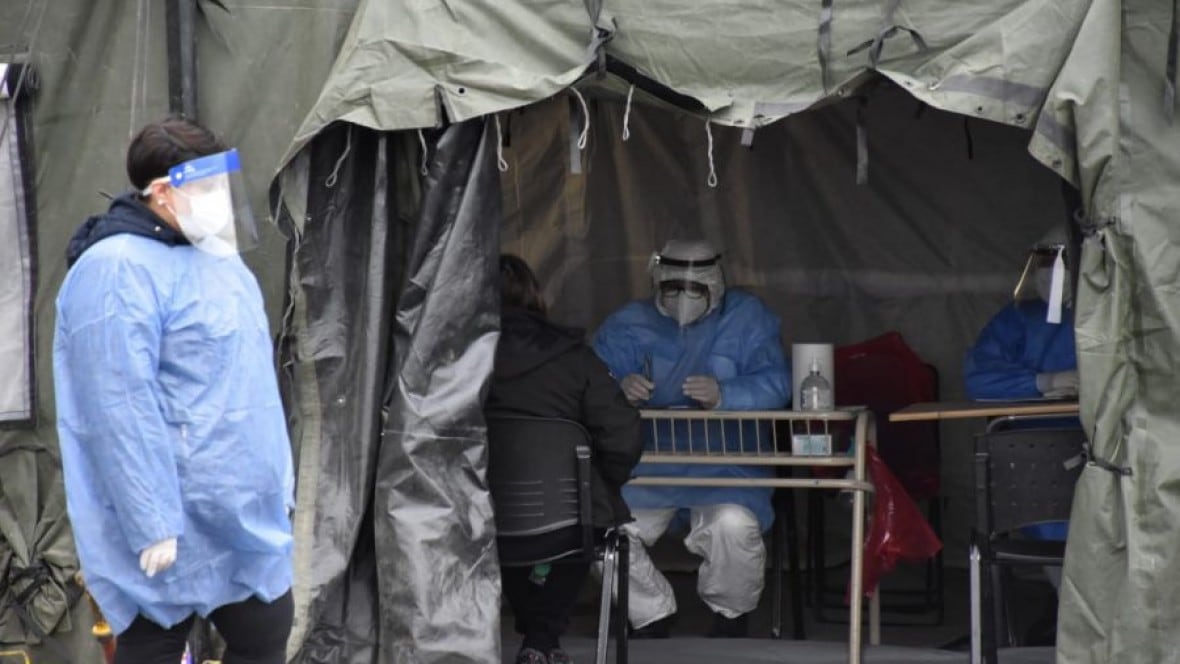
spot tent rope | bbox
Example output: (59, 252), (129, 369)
(705, 119), (718, 188)
(622, 84), (635, 141)
(570, 88), (590, 150)
(417, 129), (429, 176)
(494, 114), (509, 172)
(1166, 0), (1179, 124)
(323, 126), (352, 188)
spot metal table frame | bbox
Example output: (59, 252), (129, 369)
(630, 408), (881, 664)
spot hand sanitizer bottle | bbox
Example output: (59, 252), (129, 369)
(799, 357), (833, 411)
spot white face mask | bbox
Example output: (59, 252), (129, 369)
(175, 189), (234, 240)
(659, 293), (710, 326)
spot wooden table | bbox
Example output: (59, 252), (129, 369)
(888, 400), (1079, 423)
(631, 408), (879, 664)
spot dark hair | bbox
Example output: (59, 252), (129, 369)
(126, 116), (227, 190)
(499, 254), (547, 315)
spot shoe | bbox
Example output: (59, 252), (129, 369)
(515, 647), (548, 664)
(629, 614), (675, 639)
(708, 612), (748, 638)
(548, 649), (574, 664)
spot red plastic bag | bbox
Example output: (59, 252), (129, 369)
(852, 446), (942, 599)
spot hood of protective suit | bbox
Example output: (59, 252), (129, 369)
(651, 239), (726, 326)
(494, 308), (585, 379)
(65, 192), (188, 267)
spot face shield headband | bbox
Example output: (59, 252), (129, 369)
(143, 149), (257, 256)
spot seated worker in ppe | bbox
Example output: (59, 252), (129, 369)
(486, 255), (644, 664)
(593, 239), (791, 638)
(964, 226), (1076, 619)
(964, 226), (1077, 400)
(54, 117), (294, 664)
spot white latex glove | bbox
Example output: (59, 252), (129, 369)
(139, 538), (178, 578)
(1035, 370), (1079, 398)
(621, 374), (654, 405)
(682, 375), (722, 409)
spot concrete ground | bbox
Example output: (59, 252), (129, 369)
(500, 536), (1060, 663)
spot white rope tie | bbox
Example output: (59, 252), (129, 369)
(417, 129), (429, 176)
(324, 126), (352, 188)
(622, 84), (635, 141)
(571, 88), (590, 150)
(494, 114), (509, 172)
(705, 120), (718, 188)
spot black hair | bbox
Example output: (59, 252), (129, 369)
(126, 116), (227, 190)
(499, 254), (547, 315)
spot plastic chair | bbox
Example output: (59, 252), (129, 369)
(971, 426), (1085, 664)
(486, 415), (629, 664)
(807, 332), (944, 624)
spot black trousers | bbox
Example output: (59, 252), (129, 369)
(113, 591), (293, 664)
(499, 527), (597, 651)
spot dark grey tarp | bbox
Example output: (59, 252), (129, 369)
(276, 122), (392, 663)
(374, 119), (501, 663)
(280, 120), (501, 663)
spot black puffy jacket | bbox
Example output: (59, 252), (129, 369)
(485, 308), (643, 527)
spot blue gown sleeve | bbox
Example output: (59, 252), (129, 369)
(718, 300), (791, 410)
(58, 258), (185, 553)
(592, 309), (642, 380)
(963, 306), (1040, 399)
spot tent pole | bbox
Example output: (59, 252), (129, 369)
(165, 0), (198, 119)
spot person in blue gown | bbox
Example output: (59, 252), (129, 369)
(593, 239), (790, 638)
(965, 228), (1077, 401)
(54, 117), (294, 664)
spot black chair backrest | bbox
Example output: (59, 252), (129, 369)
(974, 427), (1086, 537)
(485, 415), (593, 540)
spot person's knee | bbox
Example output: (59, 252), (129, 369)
(705, 504), (761, 539)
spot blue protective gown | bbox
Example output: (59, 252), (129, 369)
(592, 290), (791, 531)
(964, 301), (1077, 400)
(54, 229), (294, 634)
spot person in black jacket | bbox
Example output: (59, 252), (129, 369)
(487, 255), (643, 664)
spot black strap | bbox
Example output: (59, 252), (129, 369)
(855, 97), (868, 185)
(817, 0), (835, 93)
(1166, 0), (1179, 124)
(4, 559), (85, 662)
(1083, 442), (1132, 477)
(846, 0), (928, 68)
(653, 254), (721, 268)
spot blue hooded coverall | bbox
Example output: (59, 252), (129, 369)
(592, 289), (791, 532)
(964, 300), (1077, 400)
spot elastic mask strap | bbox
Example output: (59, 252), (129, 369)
(1046, 246), (1066, 324)
(1012, 252), (1035, 300)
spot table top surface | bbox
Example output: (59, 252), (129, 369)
(888, 399), (1079, 422)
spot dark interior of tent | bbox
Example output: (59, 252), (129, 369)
(283, 72), (1079, 647)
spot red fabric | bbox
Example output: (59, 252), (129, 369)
(833, 331), (941, 500)
(855, 446), (943, 599)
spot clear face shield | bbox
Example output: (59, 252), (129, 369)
(1013, 243), (1070, 323)
(145, 149), (257, 256)
(650, 250), (726, 326)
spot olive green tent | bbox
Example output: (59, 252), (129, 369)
(2, 1), (1177, 663)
